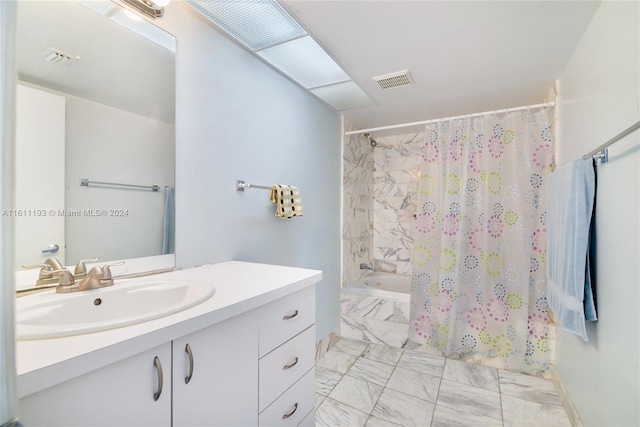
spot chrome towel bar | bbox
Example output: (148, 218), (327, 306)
(80, 178), (160, 192)
(582, 120), (640, 164)
(236, 180), (272, 191)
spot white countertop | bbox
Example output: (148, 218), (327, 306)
(16, 261), (322, 398)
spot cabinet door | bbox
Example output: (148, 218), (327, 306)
(20, 343), (171, 427)
(172, 313), (259, 427)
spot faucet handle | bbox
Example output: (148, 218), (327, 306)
(102, 261), (126, 281)
(22, 262), (54, 279)
(74, 257), (99, 275)
(26, 258), (63, 278)
(22, 263), (48, 269)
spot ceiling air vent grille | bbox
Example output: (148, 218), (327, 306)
(373, 70), (413, 90)
(41, 47), (80, 65)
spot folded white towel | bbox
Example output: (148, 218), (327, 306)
(268, 185), (304, 219)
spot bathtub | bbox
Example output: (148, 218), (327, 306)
(340, 273), (411, 347)
(342, 273), (411, 301)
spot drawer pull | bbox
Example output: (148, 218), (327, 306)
(282, 357), (299, 370)
(185, 343), (194, 384)
(282, 310), (299, 320)
(282, 402), (298, 420)
(153, 356), (163, 401)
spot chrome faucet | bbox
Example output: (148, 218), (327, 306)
(359, 263), (373, 271)
(73, 257), (99, 279)
(21, 257), (99, 288)
(17, 257), (128, 295)
(22, 257), (65, 286)
(56, 261), (125, 293)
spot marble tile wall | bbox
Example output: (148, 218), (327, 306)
(342, 121), (374, 286)
(372, 132), (424, 275)
(342, 127), (425, 282)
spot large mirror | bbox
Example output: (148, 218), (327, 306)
(14, 0), (175, 275)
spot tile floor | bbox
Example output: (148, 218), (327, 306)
(315, 337), (571, 427)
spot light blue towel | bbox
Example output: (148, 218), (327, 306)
(546, 158), (597, 341)
(162, 186), (175, 255)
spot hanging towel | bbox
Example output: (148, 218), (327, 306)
(546, 158), (597, 341)
(162, 186), (175, 254)
(268, 185), (304, 218)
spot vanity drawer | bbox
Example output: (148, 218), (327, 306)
(259, 325), (315, 412)
(259, 285), (315, 357)
(297, 408), (315, 427)
(258, 367), (315, 427)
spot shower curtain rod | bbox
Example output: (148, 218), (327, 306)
(344, 101), (555, 136)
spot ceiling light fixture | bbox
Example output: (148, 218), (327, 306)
(183, 0), (305, 51)
(183, 0), (373, 111)
(78, 1), (175, 50)
(113, 0), (165, 20)
(257, 36), (350, 89)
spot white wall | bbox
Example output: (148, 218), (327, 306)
(15, 84), (66, 269)
(65, 95), (175, 263)
(158, 3), (342, 340)
(555, 2), (639, 426)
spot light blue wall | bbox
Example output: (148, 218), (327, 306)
(159, 3), (342, 340)
(556, 2), (639, 425)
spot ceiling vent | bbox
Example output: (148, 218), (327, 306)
(41, 47), (80, 65)
(373, 70), (414, 90)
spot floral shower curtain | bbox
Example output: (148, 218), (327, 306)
(409, 110), (553, 374)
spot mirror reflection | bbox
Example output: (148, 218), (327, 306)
(14, 0), (176, 271)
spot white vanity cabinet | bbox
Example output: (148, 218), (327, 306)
(17, 262), (321, 427)
(257, 285), (316, 426)
(20, 343), (172, 427)
(172, 312), (258, 427)
(20, 313), (259, 427)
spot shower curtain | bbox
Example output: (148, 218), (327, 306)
(409, 109), (553, 374)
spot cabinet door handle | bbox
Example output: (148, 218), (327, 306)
(153, 356), (163, 401)
(282, 402), (298, 420)
(282, 310), (299, 320)
(185, 343), (194, 384)
(282, 357), (299, 370)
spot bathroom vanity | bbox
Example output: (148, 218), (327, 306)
(16, 261), (321, 427)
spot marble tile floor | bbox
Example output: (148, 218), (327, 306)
(315, 337), (571, 427)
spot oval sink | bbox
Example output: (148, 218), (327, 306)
(16, 279), (215, 340)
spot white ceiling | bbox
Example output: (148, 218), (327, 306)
(16, 1), (601, 132)
(282, 0), (601, 132)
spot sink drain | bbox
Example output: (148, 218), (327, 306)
(93, 298), (102, 306)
